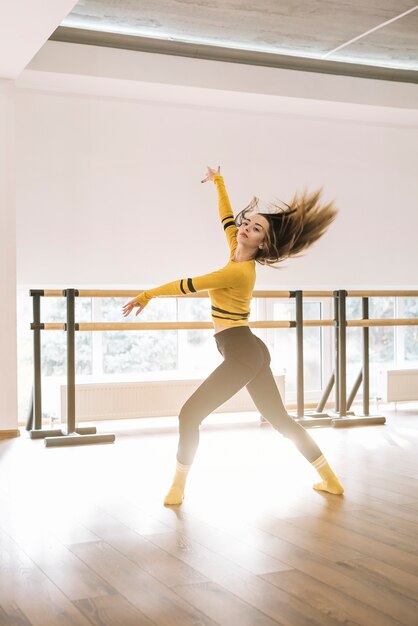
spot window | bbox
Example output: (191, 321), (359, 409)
(177, 298), (220, 375)
(346, 296), (396, 397)
(265, 299), (323, 393)
(398, 297), (418, 365)
(101, 297), (178, 374)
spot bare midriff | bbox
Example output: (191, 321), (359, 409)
(213, 321), (249, 335)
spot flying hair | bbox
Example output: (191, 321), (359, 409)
(235, 188), (338, 267)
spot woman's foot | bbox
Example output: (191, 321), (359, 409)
(311, 454), (344, 495)
(313, 478), (344, 495)
(164, 484), (185, 506)
(163, 459), (191, 506)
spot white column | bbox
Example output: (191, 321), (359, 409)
(0, 79), (18, 436)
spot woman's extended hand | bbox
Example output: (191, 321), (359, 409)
(201, 165), (221, 183)
(122, 298), (145, 317)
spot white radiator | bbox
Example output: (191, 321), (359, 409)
(60, 375), (285, 422)
(379, 369), (418, 402)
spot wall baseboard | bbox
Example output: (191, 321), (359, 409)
(0, 429), (20, 440)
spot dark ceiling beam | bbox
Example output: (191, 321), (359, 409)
(50, 26), (417, 84)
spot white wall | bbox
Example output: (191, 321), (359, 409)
(16, 87), (418, 289)
(0, 80), (18, 431)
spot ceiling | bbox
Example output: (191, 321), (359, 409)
(51, 0), (418, 82)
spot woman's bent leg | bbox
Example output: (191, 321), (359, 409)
(246, 362), (322, 462)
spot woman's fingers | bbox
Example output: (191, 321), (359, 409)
(121, 299), (143, 317)
(122, 299), (138, 316)
(201, 165), (221, 183)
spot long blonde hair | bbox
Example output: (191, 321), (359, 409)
(236, 188), (338, 266)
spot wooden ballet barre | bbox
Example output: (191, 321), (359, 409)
(302, 291), (334, 298)
(76, 321), (295, 331)
(347, 318), (418, 327)
(252, 290), (293, 298)
(250, 321), (294, 328)
(43, 290), (66, 297)
(45, 289), (333, 299)
(76, 290), (144, 298)
(43, 323), (66, 330)
(39, 289), (418, 299)
(75, 289), (294, 299)
(40, 321), (302, 331)
(79, 322), (213, 330)
(40, 319), (417, 331)
(36, 289), (329, 298)
(347, 290), (418, 297)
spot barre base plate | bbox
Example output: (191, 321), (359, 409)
(30, 426), (98, 439)
(44, 432), (116, 447)
(331, 415), (386, 427)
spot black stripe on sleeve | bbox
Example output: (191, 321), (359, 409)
(180, 279), (187, 295)
(223, 220), (236, 231)
(211, 305), (249, 318)
(187, 278), (196, 293)
(221, 215), (234, 223)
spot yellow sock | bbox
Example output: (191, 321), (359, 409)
(312, 455), (344, 495)
(163, 460), (191, 506)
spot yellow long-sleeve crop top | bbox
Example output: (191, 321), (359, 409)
(135, 175), (256, 327)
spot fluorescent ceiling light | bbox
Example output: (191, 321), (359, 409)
(61, 16), (417, 71)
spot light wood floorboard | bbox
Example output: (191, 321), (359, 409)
(1, 405), (418, 625)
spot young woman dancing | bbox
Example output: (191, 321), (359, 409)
(123, 166), (344, 505)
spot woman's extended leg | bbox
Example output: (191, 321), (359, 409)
(246, 339), (344, 494)
(164, 344), (264, 505)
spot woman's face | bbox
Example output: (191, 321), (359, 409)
(237, 214), (270, 252)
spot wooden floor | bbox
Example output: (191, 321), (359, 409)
(1, 407), (418, 626)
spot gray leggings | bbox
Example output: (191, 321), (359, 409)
(177, 326), (322, 465)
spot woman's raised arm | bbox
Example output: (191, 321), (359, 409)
(202, 166), (237, 257)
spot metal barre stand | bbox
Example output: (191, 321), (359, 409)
(292, 290), (333, 427)
(289, 290), (385, 428)
(330, 290), (385, 427)
(29, 289), (115, 446)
